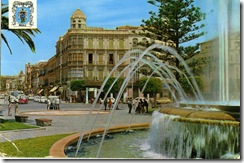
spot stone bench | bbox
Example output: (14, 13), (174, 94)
(35, 118), (53, 127)
(15, 115), (29, 122)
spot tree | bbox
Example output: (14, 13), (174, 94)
(179, 76), (203, 96)
(139, 0), (206, 80)
(103, 77), (124, 98)
(1, 5), (41, 54)
(137, 77), (163, 107)
(70, 80), (86, 102)
(70, 80), (86, 91)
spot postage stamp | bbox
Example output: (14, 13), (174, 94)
(8, 0), (37, 29)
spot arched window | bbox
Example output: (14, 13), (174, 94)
(142, 38), (148, 45)
(132, 38), (138, 48)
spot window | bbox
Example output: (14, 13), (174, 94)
(98, 53), (103, 64)
(142, 38), (148, 45)
(132, 38), (138, 48)
(98, 70), (103, 80)
(109, 39), (114, 49)
(119, 39), (124, 49)
(119, 54), (124, 60)
(89, 53), (93, 64)
(99, 39), (103, 49)
(109, 54), (114, 64)
(88, 38), (93, 48)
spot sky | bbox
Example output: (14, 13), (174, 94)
(0, 0), (241, 76)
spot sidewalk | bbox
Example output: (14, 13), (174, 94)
(0, 104), (152, 142)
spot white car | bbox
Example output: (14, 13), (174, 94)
(34, 96), (40, 102)
(28, 94), (35, 100)
(9, 95), (18, 103)
(40, 96), (48, 103)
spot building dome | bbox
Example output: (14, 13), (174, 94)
(71, 9), (86, 20)
(70, 9), (87, 29)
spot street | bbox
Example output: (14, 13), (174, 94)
(0, 100), (152, 142)
(0, 99), (129, 112)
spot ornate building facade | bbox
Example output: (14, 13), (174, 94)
(38, 9), (152, 102)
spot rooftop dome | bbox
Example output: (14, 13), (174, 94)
(71, 9), (86, 20)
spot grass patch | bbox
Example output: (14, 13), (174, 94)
(0, 120), (38, 131)
(148, 107), (157, 114)
(0, 133), (72, 158)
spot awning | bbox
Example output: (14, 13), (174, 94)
(49, 86), (59, 93)
(38, 89), (43, 94)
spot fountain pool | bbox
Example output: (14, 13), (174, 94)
(64, 110), (239, 159)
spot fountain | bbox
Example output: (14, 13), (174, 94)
(61, 0), (240, 159)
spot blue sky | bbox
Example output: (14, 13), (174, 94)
(0, 0), (241, 76)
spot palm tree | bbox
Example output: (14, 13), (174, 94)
(1, 5), (41, 54)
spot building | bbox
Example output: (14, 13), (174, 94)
(186, 32), (240, 102)
(37, 9), (150, 102)
(25, 61), (47, 95)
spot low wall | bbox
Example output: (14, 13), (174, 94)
(159, 107), (240, 126)
(49, 123), (150, 158)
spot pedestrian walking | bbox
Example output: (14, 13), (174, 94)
(47, 98), (51, 110)
(55, 98), (60, 110)
(0, 104), (3, 115)
(108, 98), (112, 110)
(103, 98), (108, 111)
(136, 99), (144, 113)
(126, 97), (133, 113)
(14, 100), (19, 115)
(8, 103), (12, 116)
(143, 99), (149, 113)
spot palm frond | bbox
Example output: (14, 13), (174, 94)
(1, 33), (13, 54)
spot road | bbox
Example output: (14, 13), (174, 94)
(0, 100), (152, 142)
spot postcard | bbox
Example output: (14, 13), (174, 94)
(0, 0), (241, 160)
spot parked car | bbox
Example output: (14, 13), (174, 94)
(28, 94), (34, 100)
(9, 95), (18, 103)
(40, 96), (48, 103)
(34, 96), (40, 102)
(18, 95), (28, 104)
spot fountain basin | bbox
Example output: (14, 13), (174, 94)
(151, 110), (240, 159)
(159, 107), (240, 124)
(49, 123), (150, 158)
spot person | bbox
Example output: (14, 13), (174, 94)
(14, 100), (19, 115)
(0, 104), (3, 115)
(8, 102), (12, 116)
(127, 97), (133, 113)
(108, 98), (112, 110)
(136, 99), (143, 113)
(55, 98), (60, 110)
(143, 99), (149, 113)
(139, 99), (145, 113)
(103, 98), (108, 111)
(47, 98), (51, 110)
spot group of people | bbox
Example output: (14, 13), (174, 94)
(47, 98), (60, 110)
(127, 97), (148, 114)
(103, 98), (113, 111)
(101, 97), (149, 114)
(7, 100), (19, 116)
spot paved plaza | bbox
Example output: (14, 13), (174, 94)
(0, 101), (153, 142)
